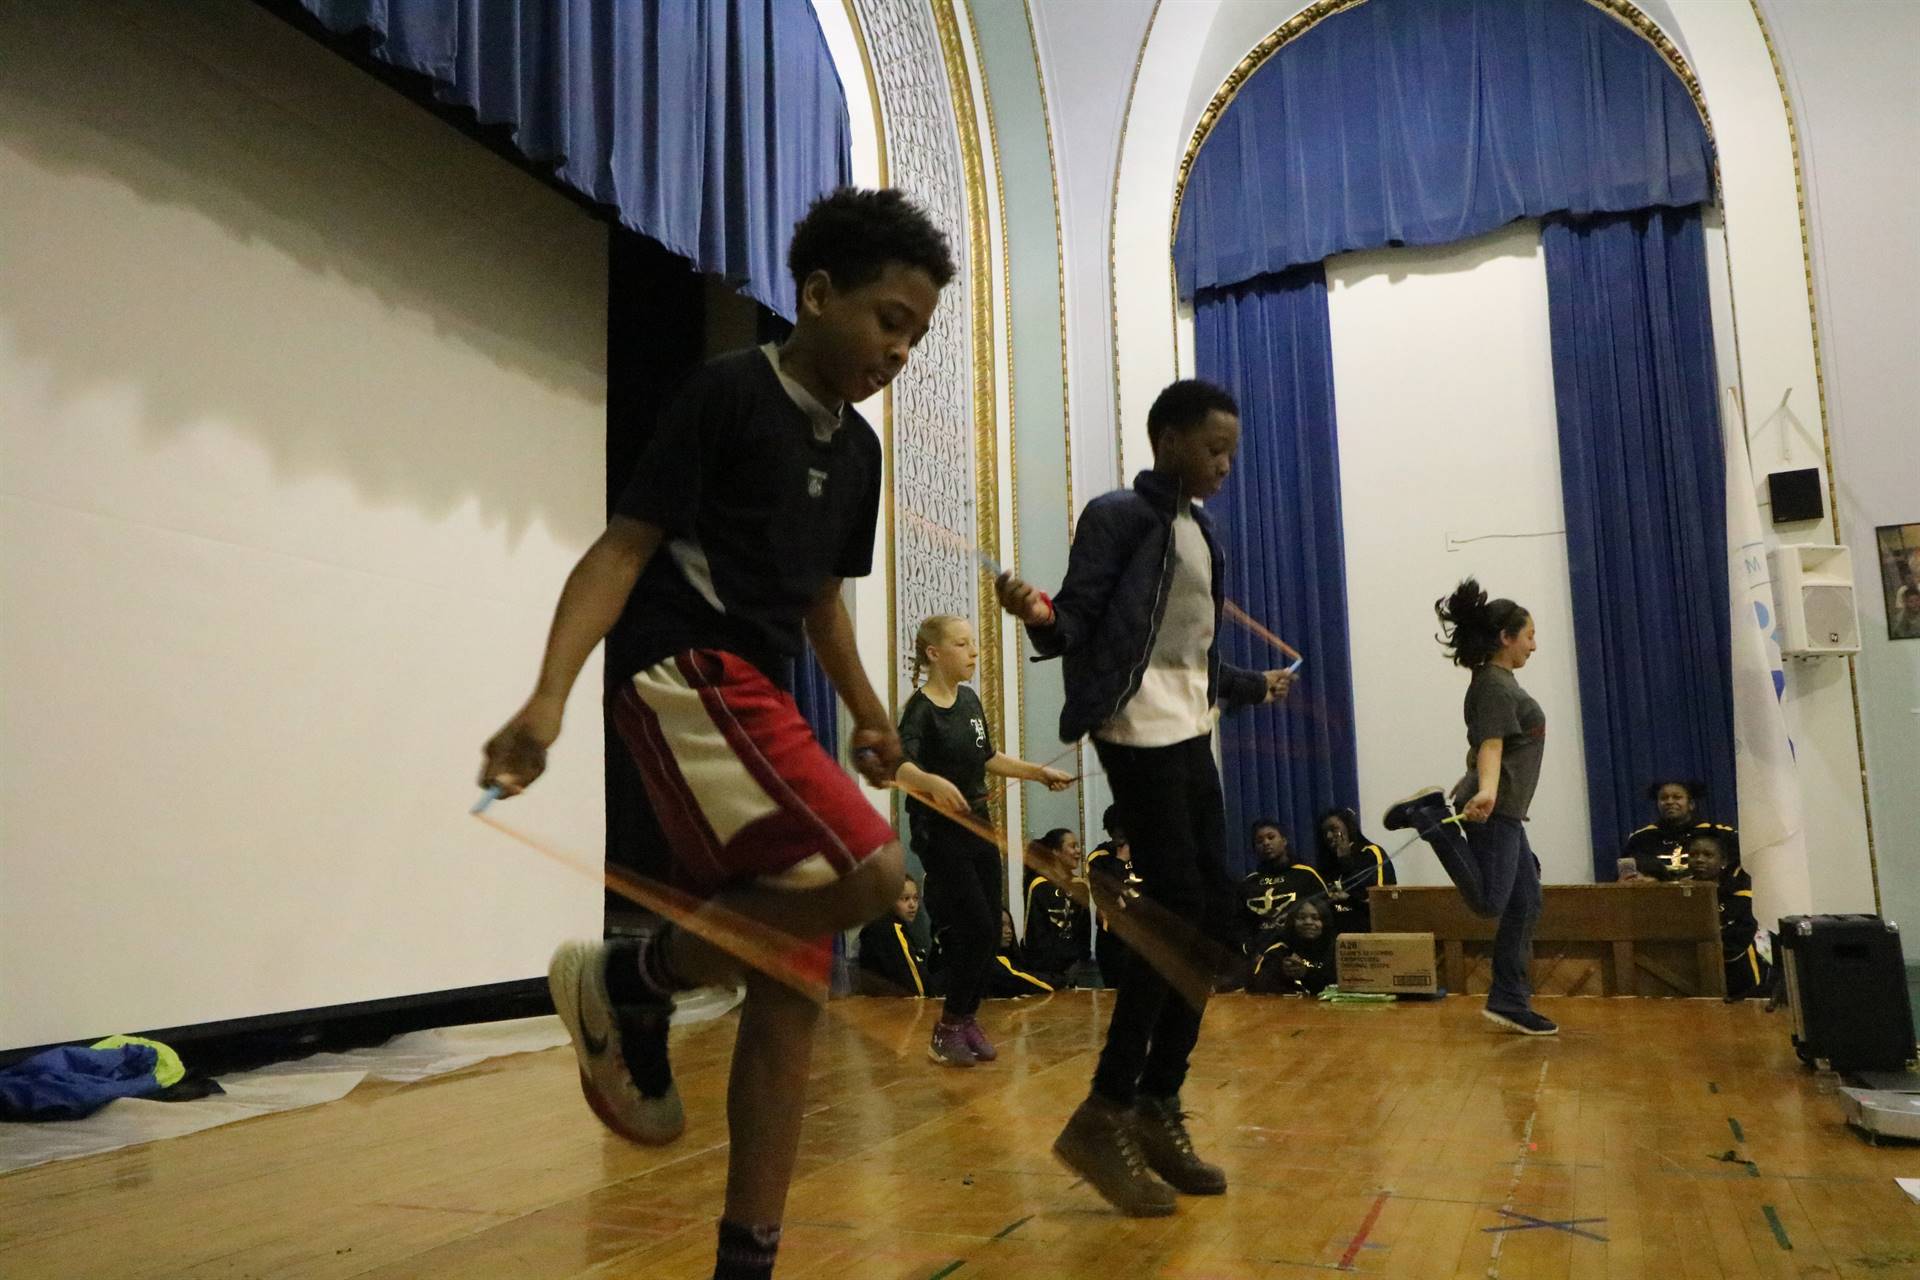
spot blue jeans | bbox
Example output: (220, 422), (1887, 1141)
(1415, 814), (1541, 1015)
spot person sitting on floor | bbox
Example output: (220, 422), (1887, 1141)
(1023, 828), (1090, 985)
(856, 875), (940, 998)
(1087, 807), (1144, 987)
(1249, 900), (1335, 996)
(1686, 832), (1771, 999)
(1317, 807), (1395, 935)
(985, 908), (1056, 998)
(1621, 778), (1736, 881)
(1238, 819), (1327, 949)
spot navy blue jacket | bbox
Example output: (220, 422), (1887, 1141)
(1027, 470), (1269, 742)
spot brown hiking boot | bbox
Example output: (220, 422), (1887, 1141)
(1052, 1095), (1177, 1217)
(1133, 1094), (1227, 1194)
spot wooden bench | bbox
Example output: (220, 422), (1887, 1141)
(1369, 883), (1725, 997)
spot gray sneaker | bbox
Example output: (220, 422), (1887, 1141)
(548, 940), (685, 1144)
(1052, 1095), (1177, 1217)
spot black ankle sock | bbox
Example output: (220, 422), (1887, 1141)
(605, 928), (683, 1006)
(713, 1218), (781, 1280)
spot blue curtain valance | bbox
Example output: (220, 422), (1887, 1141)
(1175, 0), (1713, 299)
(299, 0), (853, 319)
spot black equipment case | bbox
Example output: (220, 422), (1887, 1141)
(1779, 914), (1916, 1073)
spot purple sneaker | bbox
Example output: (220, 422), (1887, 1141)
(928, 1019), (978, 1067)
(960, 1017), (998, 1062)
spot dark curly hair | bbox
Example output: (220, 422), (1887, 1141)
(1646, 777), (1707, 804)
(1146, 379), (1238, 445)
(1435, 578), (1530, 669)
(788, 187), (955, 292)
(1037, 827), (1077, 852)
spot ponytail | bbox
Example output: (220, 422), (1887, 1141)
(1434, 578), (1530, 669)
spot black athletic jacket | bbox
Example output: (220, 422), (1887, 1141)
(1023, 470), (1269, 742)
(856, 919), (938, 998)
(1623, 820), (1738, 881)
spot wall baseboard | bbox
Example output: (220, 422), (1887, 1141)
(0, 979), (553, 1076)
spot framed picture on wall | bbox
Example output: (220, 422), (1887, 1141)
(1876, 523), (1920, 640)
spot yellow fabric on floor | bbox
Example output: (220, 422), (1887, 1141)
(90, 1036), (186, 1088)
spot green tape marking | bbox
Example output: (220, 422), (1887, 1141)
(1728, 1116), (1746, 1143)
(1762, 1204), (1793, 1250)
(992, 1216), (1032, 1241)
(928, 1261), (967, 1280)
(1708, 1082), (1720, 1094)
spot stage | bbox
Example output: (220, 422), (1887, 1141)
(2, 991), (1911, 1278)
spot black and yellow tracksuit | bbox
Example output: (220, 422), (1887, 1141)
(1326, 843), (1395, 935)
(1713, 866), (1771, 998)
(1087, 843), (1144, 985)
(1237, 862), (1328, 950)
(1022, 872), (1088, 982)
(984, 941), (1055, 998)
(856, 917), (940, 998)
(1623, 820), (1738, 881)
(1248, 929), (1334, 996)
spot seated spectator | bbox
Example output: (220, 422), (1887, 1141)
(1621, 779), (1737, 881)
(1687, 832), (1771, 999)
(1238, 819), (1327, 948)
(1317, 807), (1395, 935)
(856, 875), (940, 997)
(1088, 806), (1143, 987)
(985, 908), (1056, 998)
(1023, 828), (1090, 983)
(1249, 901), (1335, 996)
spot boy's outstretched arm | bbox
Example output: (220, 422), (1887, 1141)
(803, 579), (902, 788)
(480, 515), (662, 796)
(994, 502), (1124, 657)
(1218, 662), (1293, 714)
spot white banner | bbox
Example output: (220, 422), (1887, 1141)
(1724, 389), (1811, 926)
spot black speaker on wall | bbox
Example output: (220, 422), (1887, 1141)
(1769, 468), (1825, 524)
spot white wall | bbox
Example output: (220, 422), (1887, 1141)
(1085, 0), (1881, 912)
(1328, 223), (1594, 884)
(0, 1), (607, 1050)
(1754, 0), (1920, 928)
(1026, 0), (1158, 510)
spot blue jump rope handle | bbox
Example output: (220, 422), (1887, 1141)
(471, 784), (503, 815)
(976, 550), (1005, 579)
(1286, 656), (1305, 675)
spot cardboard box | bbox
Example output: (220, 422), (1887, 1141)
(1336, 933), (1438, 995)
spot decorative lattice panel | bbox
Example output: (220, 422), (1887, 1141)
(860, 0), (978, 710)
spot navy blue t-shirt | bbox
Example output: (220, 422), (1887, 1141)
(611, 347), (881, 684)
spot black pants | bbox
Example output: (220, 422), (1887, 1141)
(1089, 735), (1231, 1104)
(918, 825), (1001, 1020)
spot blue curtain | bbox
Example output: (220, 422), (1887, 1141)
(1195, 267), (1359, 876)
(789, 644), (840, 759)
(297, 0), (852, 318)
(1175, 0), (1712, 299)
(1543, 207), (1735, 879)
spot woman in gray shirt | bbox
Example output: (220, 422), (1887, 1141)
(1382, 579), (1554, 1036)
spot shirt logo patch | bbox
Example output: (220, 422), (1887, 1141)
(971, 718), (986, 748)
(807, 467), (828, 499)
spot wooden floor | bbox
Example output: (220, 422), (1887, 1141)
(3, 992), (1913, 1278)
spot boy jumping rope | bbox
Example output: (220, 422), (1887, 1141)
(995, 379), (1294, 1216)
(480, 188), (954, 1280)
